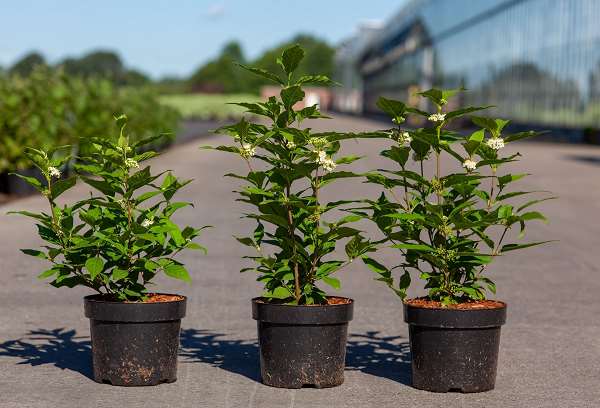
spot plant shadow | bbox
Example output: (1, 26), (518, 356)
(345, 331), (412, 385)
(0, 328), (93, 379)
(179, 328), (411, 386)
(565, 154), (600, 165)
(178, 328), (260, 381)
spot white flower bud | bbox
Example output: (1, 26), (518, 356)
(462, 159), (478, 171)
(428, 113), (446, 122)
(48, 167), (61, 178)
(239, 143), (256, 159)
(486, 137), (505, 150)
(125, 158), (139, 169)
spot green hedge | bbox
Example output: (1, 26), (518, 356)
(0, 67), (180, 173)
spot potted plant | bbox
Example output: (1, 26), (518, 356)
(358, 89), (553, 392)
(11, 115), (206, 386)
(203, 45), (372, 388)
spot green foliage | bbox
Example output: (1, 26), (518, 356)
(9, 51), (47, 76)
(203, 45), (373, 305)
(360, 89), (554, 305)
(11, 116), (206, 301)
(0, 66), (180, 173)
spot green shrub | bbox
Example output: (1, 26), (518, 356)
(0, 67), (180, 174)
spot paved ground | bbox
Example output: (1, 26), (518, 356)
(0, 115), (599, 407)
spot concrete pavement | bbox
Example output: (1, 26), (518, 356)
(0, 115), (599, 407)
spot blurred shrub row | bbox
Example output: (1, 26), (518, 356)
(0, 66), (180, 174)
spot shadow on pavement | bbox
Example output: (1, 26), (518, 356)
(565, 154), (600, 165)
(179, 328), (260, 381)
(0, 328), (92, 379)
(0, 327), (410, 385)
(346, 331), (411, 385)
(179, 328), (411, 386)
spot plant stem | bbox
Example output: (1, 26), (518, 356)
(285, 183), (301, 303)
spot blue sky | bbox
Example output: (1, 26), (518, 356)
(0, 0), (407, 78)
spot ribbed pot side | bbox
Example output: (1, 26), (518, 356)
(403, 301), (507, 393)
(252, 298), (354, 389)
(84, 294), (187, 386)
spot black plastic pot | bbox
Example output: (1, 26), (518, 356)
(84, 294), (186, 386)
(404, 301), (507, 393)
(252, 297), (354, 389)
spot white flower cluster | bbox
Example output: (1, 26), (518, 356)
(462, 159), (478, 171)
(285, 140), (296, 149)
(48, 167), (61, 178)
(125, 158), (139, 169)
(315, 150), (336, 172)
(486, 137), (505, 150)
(141, 219), (154, 228)
(428, 113), (446, 122)
(239, 143), (256, 159)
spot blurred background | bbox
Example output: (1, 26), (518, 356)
(1, 0), (600, 197)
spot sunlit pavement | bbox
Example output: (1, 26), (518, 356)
(1, 114), (599, 407)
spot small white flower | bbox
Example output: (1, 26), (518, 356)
(48, 167), (61, 178)
(285, 140), (296, 149)
(314, 150), (336, 172)
(239, 143), (256, 159)
(316, 150), (327, 162)
(141, 219), (154, 228)
(322, 158), (337, 172)
(486, 137), (505, 150)
(462, 159), (478, 171)
(399, 131), (412, 145)
(389, 130), (412, 145)
(125, 158), (139, 169)
(428, 113), (446, 122)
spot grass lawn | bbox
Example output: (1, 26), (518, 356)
(159, 93), (261, 120)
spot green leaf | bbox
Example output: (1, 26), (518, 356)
(280, 86), (305, 110)
(51, 177), (76, 200)
(235, 236), (257, 248)
(85, 257), (104, 280)
(504, 130), (547, 143)
(322, 276), (341, 290)
(501, 240), (554, 253)
(519, 211), (547, 222)
(391, 243), (434, 251)
(382, 146), (410, 167)
(38, 268), (59, 279)
(385, 213), (424, 221)
(296, 75), (337, 86)
(399, 271), (411, 291)
(361, 256), (389, 275)
(111, 269), (129, 282)
(164, 262), (192, 283)
(236, 63), (284, 85)
(376, 97), (407, 121)
(266, 286), (292, 299)
(21, 249), (47, 259)
(9, 173), (43, 191)
(279, 44), (304, 74)
(446, 106), (493, 120)
(463, 129), (484, 156)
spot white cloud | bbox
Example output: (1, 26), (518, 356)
(205, 3), (225, 20)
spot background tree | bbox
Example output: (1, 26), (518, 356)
(60, 50), (149, 86)
(9, 52), (47, 77)
(188, 34), (335, 94)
